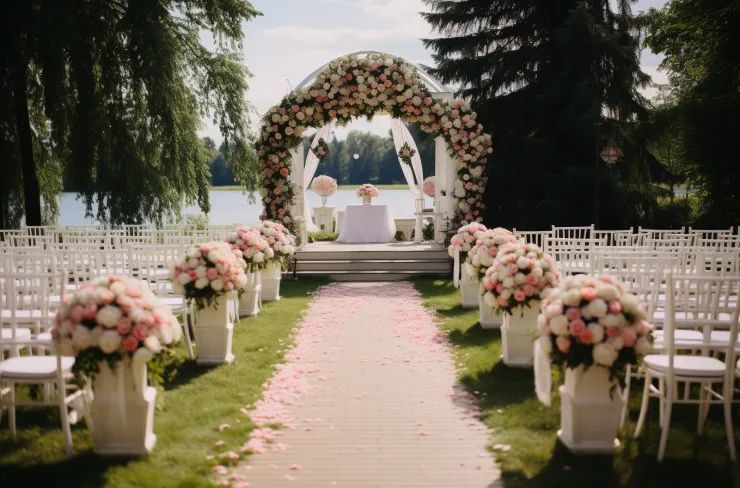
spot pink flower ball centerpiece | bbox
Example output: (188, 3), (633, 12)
(171, 241), (248, 310)
(536, 274), (654, 374)
(422, 176), (436, 198)
(482, 241), (559, 314)
(53, 275), (182, 379)
(464, 227), (517, 279)
(356, 183), (380, 204)
(448, 222), (487, 257)
(311, 175), (338, 206)
(260, 220), (297, 269)
(225, 226), (274, 273)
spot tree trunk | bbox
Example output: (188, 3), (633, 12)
(13, 60), (42, 226)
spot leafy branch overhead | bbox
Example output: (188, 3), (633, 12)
(0, 0), (261, 228)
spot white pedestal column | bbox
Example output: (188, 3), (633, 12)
(479, 293), (503, 329)
(193, 294), (235, 365)
(312, 206), (336, 232)
(558, 366), (623, 454)
(501, 302), (540, 367)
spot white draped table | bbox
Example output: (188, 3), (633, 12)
(337, 205), (396, 243)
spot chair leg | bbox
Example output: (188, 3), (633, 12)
(724, 394), (737, 461)
(9, 383), (17, 440)
(58, 392), (74, 456)
(697, 381), (709, 434)
(634, 372), (652, 438)
(658, 377), (665, 427)
(658, 387), (674, 462)
(620, 364), (632, 428)
(182, 311), (195, 360)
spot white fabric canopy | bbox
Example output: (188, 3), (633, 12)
(303, 125), (334, 232)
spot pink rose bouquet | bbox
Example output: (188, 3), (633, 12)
(310, 175), (338, 197)
(170, 241), (248, 309)
(481, 242), (559, 314)
(226, 226), (274, 272)
(53, 275), (182, 379)
(535, 274), (654, 376)
(447, 222), (487, 257)
(356, 183), (380, 199)
(422, 176), (435, 198)
(260, 220), (297, 269)
(463, 227), (517, 277)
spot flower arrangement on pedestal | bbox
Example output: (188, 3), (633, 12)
(257, 52), (492, 232)
(170, 241), (248, 310)
(53, 275), (182, 455)
(535, 274), (654, 453)
(311, 137), (330, 161)
(259, 220), (297, 302)
(356, 183), (380, 204)
(311, 175), (337, 206)
(53, 275), (182, 378)
(422, 176), (436, 198)
(481, 241), (559, 353)
(398, 142), (416, 165)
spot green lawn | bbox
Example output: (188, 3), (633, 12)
(411, 277), (740, 488)
(0, 277), (327, 488)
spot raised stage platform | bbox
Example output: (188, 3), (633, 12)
(294, 241), (452, 281)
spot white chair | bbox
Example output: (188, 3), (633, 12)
(551, 225), (593, 240)
(633, 275), (740, 462)
(689, 227), (734, 241)
(544, 237), (597, 275)
(0, 272), (90, 455)
(512, 229), (551, 252)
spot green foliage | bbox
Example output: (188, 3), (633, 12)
(394, 230), (406, 241)
(642, 0), (740, 226)
(423, 0), (651, 229)
(183, 213), (209, 231)
(0, 0), (261, 228)
(308, 231), (338, 242)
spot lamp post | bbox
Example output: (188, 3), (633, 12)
(594, 135), (623, 227)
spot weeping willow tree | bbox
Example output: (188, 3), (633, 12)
(0, 0), (260, 228)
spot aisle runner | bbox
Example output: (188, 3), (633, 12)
(225, 282), (499, 487)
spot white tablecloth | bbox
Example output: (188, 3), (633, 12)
(337, 204), (396, 243)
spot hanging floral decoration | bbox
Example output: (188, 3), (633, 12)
(257, 52), (492, 232)
(311, 137), (330, 162)
(397, 142), (416, 165)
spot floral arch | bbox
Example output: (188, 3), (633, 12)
(257, 51), (492, 236)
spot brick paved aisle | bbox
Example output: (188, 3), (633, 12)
(228, 281), (500, 487)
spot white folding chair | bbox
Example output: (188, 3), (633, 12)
(633, 275), (740, 462)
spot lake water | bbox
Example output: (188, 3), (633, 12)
(57, 189), (433, 226)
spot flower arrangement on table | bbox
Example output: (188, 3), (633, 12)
(462, 227), (517, 279)
(397, 142), (416, 165)
(311, 175), (337, 207)
(481, 241), (559, 313)
(422, 176), (435, 198)
(52, 275), (182, 379)
(356, 183), (380, 200)
(447, 222), (488, 257)
(536, 274), (653, 374)
(170, 241), (248, 309)
(311, 138), (330, 162)
(225, 226), (274, 273)
(260, 220), (297, 269)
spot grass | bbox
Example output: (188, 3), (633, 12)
(411, 277), (740, 488)
(0, 277), (327, 488)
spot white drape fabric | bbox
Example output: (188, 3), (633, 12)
(533, 338), (552, 406)
(302, 125), (334, 232)
(390, 119), (424, 195)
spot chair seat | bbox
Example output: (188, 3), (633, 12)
(0, 356), (74, 380)
(0, 309), (56, 321)
(653, 329), (705, 348)
(35, 331), (53, 343)
(644, 354), (726, 378)
(709, 330), (740, 345)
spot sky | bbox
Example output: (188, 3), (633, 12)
(199, 0), (669, 143)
